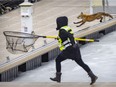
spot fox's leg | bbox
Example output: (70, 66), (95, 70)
(100, 17), (103, 22)
(76, 21), (85, 27)
(73, 20), (83, 24)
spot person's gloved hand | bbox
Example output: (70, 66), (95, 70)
(55, 37), (59, 40)
(73, 44), (77, 49)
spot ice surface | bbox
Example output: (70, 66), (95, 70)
(13, 31), (116, 82)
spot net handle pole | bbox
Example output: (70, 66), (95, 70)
(37, 35), (99, 42)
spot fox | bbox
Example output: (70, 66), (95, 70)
(73, 12), (113, 27)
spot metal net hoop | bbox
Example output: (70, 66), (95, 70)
(3, 31), (39, 54)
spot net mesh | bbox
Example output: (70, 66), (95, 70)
(3, 31), (39, 54)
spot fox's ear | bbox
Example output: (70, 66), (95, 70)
(81, 12), (83, 14)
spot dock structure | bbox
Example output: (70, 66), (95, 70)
(91, 0), (116, 14)
(0, 0), (116, 86)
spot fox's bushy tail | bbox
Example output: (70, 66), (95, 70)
(101, 12), (113, 19)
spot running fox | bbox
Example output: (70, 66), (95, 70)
(74, 12), (113, 27)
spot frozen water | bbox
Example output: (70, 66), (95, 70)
(13, 31), (116, 82)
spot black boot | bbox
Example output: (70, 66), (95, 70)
(88, 71), (98, 85)
(50, 72), (62, 82)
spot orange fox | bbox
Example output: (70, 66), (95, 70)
(74, 12), (113, 27)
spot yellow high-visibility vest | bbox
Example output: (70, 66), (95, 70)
(58, 26), (74, 51)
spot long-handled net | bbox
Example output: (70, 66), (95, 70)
(3, 31), (99, 54)
(3, 31), (39, 54)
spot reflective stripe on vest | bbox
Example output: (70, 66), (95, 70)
(58, 26), (74, 51)
(61, 26), (73, 34)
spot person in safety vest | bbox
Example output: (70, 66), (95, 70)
(50, 16), (98, 85)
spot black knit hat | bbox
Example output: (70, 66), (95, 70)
(56, 16), (68, 30)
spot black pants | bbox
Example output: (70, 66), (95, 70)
(55, 44), (91, 73)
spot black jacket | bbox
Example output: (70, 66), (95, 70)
(59, 29), (75, 46)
